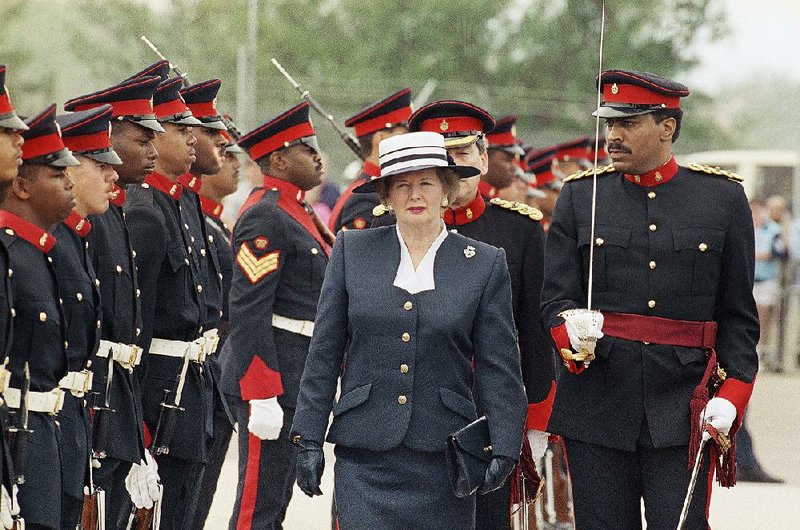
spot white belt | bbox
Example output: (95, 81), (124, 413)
(97, 340), (143, 372)
(5, 387), (65, 414)
(149, 329), (219, 363)
(58, 370), (94, 397)
(272, 314), (315, 337)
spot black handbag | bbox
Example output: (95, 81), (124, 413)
(445, 416), (493, 498)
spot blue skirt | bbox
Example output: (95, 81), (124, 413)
(334, 444), (474, 530)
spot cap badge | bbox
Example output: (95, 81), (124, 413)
(611, 83), (619, 95)
(169, 184), (178, 196)
(211, 97), (217, 111)
(254, 236), (269, 250)
(466, 208), (473, 220)
(464, 245), (476, 259)
(39, 233), (48, 247)
(439, 119), (449, 132)
(511, 125), (517, 137)
(76, 219), (85, 232)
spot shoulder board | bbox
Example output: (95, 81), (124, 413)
(489, 198), (543, 221)
(686, 163), (744, 183)
(372, 204), (389, 217)
(562, 164), (616, 183)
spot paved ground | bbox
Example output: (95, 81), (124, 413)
(206, 372), (800, 529)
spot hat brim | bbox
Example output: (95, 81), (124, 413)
(161, 114), (203, 126)
(592, 106), (657, 119)
(195, 118), (227, 130)
(443, 134), (480, 149)
(85, 149), (124, 165)
(490, 144), (525, 156)
(225, 143), (244, 154)
(353, 163), (480, 194)
(0, 114), (28, 131)
(129, 117), (166, 133)
(49, 149), (81, 168)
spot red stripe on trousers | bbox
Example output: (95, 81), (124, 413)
(237, 419), (263, 529)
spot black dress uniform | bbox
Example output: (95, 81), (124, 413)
(64, 74), (164, 528)
(541, 70), (759, 529)
(221, 102), (330, 530)
(328, 88), (412, 233)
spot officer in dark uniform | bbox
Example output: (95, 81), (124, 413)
(51, 104), (122, 527)
(64, 71), (163, 526)
(328, 88), (412, 232)
(541, 69), (759, 528)
(191, 130), (242, 530)
(479, 114), (525, 200)
(0, 65), (27, 525)
(220, 102), (330, 530)
(3, 103), (78, 529)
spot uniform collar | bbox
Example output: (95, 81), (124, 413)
(363, 160), (381, 179)
(623, 156), (678, 187)
(145, 171), (183, 200)
(443, 191), (486, 226)
(200, 195), (224, 219)
(64, 210), (92, 237)
(110, 183), (126, 207)
(478, 179), (498, 199)
(262, 174), (305, 204)
(178, 172), (202, 194)
(0, 210), (57, 253)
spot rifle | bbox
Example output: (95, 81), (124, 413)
(0, 359), (22, 529)
(79, 454), (106, 530)
(270, 57), (364, 161)
(8, 363), (31, 486)
(91, 354), (115, 459)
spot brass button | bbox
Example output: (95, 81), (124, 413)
(698, 243), (708, 252)
(197, 285), (203, 293)
(595, 237), (604, 246)
(116, 265), (122, 273)
(311, 247), (319, 255)
(187, 246), (192, 254)
(39, 312), (47, 322)
(403, 301), (413, 311)
(649, 224), (657, 232)
(10, 308), (15, 317)
(398, 395), (407, 405)
(3, 229), (13, 236)
(401, 332), (411, 342)
(184, 259), (190, 265)
(190, 236), (195, 243)
(218, 273), (223, 281)
(400, 364), (409, 374)
(95, 279), (100, 287)
(132, 250), (137, 259)
(76, 292), (83, 301)
(97, 320), (101, 329)
(200, 248), (206, 257)
(184, 223), (189, 230)
(136, 327), (141, 336)
(648, 300), (656, 308)
(59, 298), (63, 305)
(648, 191), (656, 199)
(649, 261), (656, 270)
(7, 269), (12, 278)
(209, 235), (214, 243)
(64, 341), (69, 349)
(47, 256), (53, 263)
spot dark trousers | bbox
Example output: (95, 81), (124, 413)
(229, 400), (296, 530)
(475, 479), (511, 529)
(93, 456), (134, 529)
(191, 393), (236, 528)
(735, 418), (758, 470)
(156, 454), (205, 530)
(563, 438), (711, 530)
(60, 493), (82, 530)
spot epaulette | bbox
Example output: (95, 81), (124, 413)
(562, 164), (616, 183)
(489, 198), (543, 221)
(686, 163), (743, 183)
(372, 204), (390, 217)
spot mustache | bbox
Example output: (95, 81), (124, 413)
(607, 142), (632, 154)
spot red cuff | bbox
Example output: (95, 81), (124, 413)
(716, 376), (756, 419)
(526, 380), (556, 431)
(239, 356), (284, 401)
(143, 422), (152, 449)
(551, 324), (584, 375)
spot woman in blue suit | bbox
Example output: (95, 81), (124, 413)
(291, 131), (527, 529)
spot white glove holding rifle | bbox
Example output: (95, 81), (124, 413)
(0, 485), (18, 530)
(125, 450), (162, 509)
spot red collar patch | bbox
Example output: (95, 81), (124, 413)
(178, 172), (202, 194)
(200, 195), (224, 219)
(145, 171), (183, 200)
(64, 210), (92, 237)
(478, 179), (498, 199)
(262, 174), (305, 204)
(110, 184), (126, 207)
(444, 191), (486, 226)
(624, 156), (678, 187)
(0, 210), (56, 253)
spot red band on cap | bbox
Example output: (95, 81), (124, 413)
(154, 98), (190, 119)
(555, 146), (589, 161)
(22, 132), (66, 160)
(418, 116), (484, 134)
(248, 122), (315, 161)
(534, 170), (556, 187)
(0, 93), (12, 114)
(186, 101), (217, 119)
(487, 131), (516, 146)
(352, 106), (412, 137)
(73, 98), (154, 117)
(63, 130), (112, 153)
(603, 83), (680, 109)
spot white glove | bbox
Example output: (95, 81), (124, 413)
(526, 430), (549, 463)
(0, 485), (17, 530)
(564, 311), (604, 352)
(701, 397), (737, 440)
(248, 397), (284, 440)
(125, 451), (162, 509)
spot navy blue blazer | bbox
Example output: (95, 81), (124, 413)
(291, 226), (527, 459)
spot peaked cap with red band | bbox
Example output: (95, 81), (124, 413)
(486, 114), (525, 156)
(124, 60), (171, 83)
(0, 65), (28, 131)
(57, 104), (122, 165)
(553, 135), (592, 162)
(153, 77), (202, 126)
(180, 79), (227, 130)
(64, 75), (165, 133)
(409, 100), (495, 149)
(21, 104), (79, 167)
(594, 69), (689, 119)
(525, 146), (559, 188)
(344, 88), (412, 138)
(238, 102), (318, 163)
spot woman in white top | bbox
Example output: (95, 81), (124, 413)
(290, 131), (527, 529)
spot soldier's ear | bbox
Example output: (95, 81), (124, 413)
(659, 117), (677, 142)
(11, 174), (33, 201)
(269, 149), (287, 171)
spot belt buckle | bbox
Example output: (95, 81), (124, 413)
(0, 359), (10, 395)
(195, 340), (206, 364)
(208, 333), (220, 354)
(127, 345), (142, 371)
(51, 388), (65, 414)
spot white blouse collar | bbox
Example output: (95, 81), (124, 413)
(393, 222), (448, 294)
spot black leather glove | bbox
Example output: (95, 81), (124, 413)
(478, 456), (516, 495)
(294, 437), (324, 497)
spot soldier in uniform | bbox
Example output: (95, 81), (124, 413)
(64, 71), (164, 526)
(479, 114), (524, 200)
(2, 104), (78, 529)
(220, 102), (330, 530)
(541, 69), (759, 528)
(328, 88), (412, 232)
(51, 104), (122, 527)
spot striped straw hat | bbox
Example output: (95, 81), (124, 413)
(354, 131), (480, 193)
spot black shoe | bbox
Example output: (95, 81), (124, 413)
(737, 467), (785, 483)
